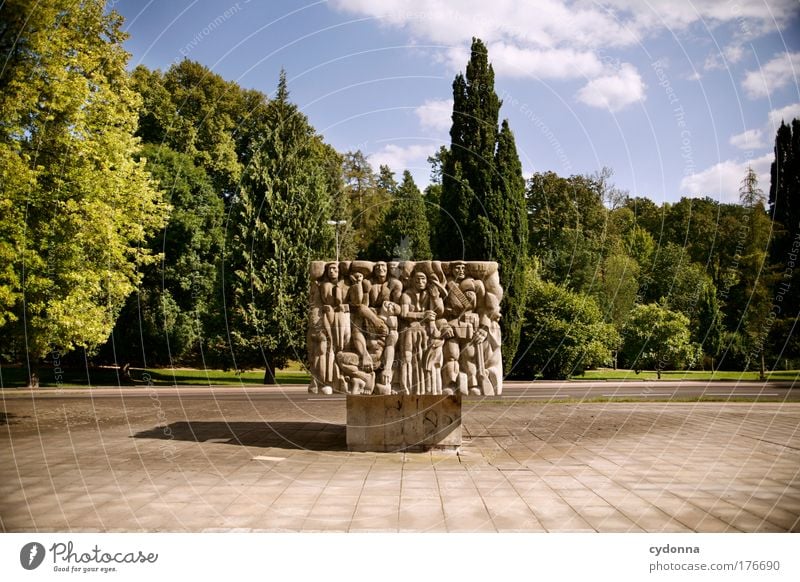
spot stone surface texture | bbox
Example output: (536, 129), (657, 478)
(346, 394), (462, 452)
(2, 392), (799, 532)
(308, 260), (502, 398)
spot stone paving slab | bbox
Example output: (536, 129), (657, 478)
(1, 394), (799, 532)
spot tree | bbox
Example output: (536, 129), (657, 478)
(98, 145), (224, 369)
(223, 72), (335, 383)
(596, 252), (640, 331)
(342, 150), (387, 257)
(370, 171), (431, 260)
(729, 167), (774, 378)
(0, 0), (168, 386)
(514, 268), (618, 380)
(490, 120), (529, 365)
(130, 60), (246, 198)
(437, 38), (499, 260)
(424, 147), (448, 237)
(436, 38), (529, 368)
(767, 119), (800, 363)
(695, 282), (724, 369)
(621, 303), (700, 379)
(769, 120), (799, 261)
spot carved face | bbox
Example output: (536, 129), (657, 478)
(326, 263), (339, 281)
(452, 263), (466, 281)
(413, 272), (427, 291)
(374, 262), (387, 279)
(352, 272), (363, 283)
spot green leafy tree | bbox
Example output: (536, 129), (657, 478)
(423, 147), (448, 237)
(695, 282), (724, 369)
(624, 196), (665, 238)
(436, 38), (529, 367)
(0, 0), (168, 386)
(621, 303), (700, 379)
(596, 252), (640, 331)
(223, 72), (335, 383)
(527, 171), (607, 292)
(514, 267), (618, 380)
(342, 150), (387, 257)
(727, 167), (774, 378)
(99, 145), (224, 368)
(371, 171), (431, 260)
(130, 60), (245, 198)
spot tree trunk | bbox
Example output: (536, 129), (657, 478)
(656, 367), (662, 380)
(27, 365), (40, 389)
(263, 356), (277, 385)
(120, 362), (133, 385)
(759, 353), (766, 381)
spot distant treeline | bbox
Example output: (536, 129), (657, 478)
(1, 3), (798, 385)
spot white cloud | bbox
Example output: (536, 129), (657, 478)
(368, 143), (436, 174)
(767, 102), (800, 129)
(332, 0), (797, 114)
(600, 0), (798, 35)
(704, 43), (747, 71)
(729, 128), (765, 150)
(576, 64), (645, 111)
(488, 43), (604, 79)
(742, 51), (800, 99)
(414, 99), (453, 133)
(680, 153), (772, 203)
(332, 0), (639, 50)
(332, 0), (797, 51)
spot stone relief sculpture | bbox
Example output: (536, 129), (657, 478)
(308, 260), (503, 396)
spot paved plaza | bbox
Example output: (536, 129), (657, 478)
(1, 390), (799, 532)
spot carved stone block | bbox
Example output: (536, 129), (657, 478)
(307, 260), (503, 397)
(346, 394), (462, 452)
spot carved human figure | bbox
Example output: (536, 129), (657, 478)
(315, 262), (350, 392)
(307, 282), (330, 394)
(308, 260), (502, 397)
(346, 267), (374, 374)
(399, 270), (445, 395)
(440, 261), (489, 395)
(335, 351), (375, 395)
(367, 261), (403, 388)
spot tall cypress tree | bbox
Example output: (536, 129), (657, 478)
(435, 38), (528, 369)
(769, 121), (793, 260)
(767, 118), (800, 362)
(437, 38), (499, 259)
(491, 120), (528, 366)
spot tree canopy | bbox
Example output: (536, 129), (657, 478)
(0, 0), (168, 385)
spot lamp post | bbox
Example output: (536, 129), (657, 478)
(326, 219), (347, 262)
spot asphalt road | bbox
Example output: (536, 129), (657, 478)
(2, 379), (797, 401)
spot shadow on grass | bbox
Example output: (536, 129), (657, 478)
(132, 421), (347, 451)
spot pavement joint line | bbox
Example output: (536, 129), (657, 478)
(704, 393), (779, 396)
(602, 393), (672, 396)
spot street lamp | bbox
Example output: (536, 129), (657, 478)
(326, 219), (347, 262)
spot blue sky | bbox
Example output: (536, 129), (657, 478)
(115, 0), (800, 205)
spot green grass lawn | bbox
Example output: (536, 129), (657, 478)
(579, 369), (800, 382)
(2, 363), (797, 389)
(0, 362), (311, 388)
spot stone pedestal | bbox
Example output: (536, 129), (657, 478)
(346, 394), (462, 452)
